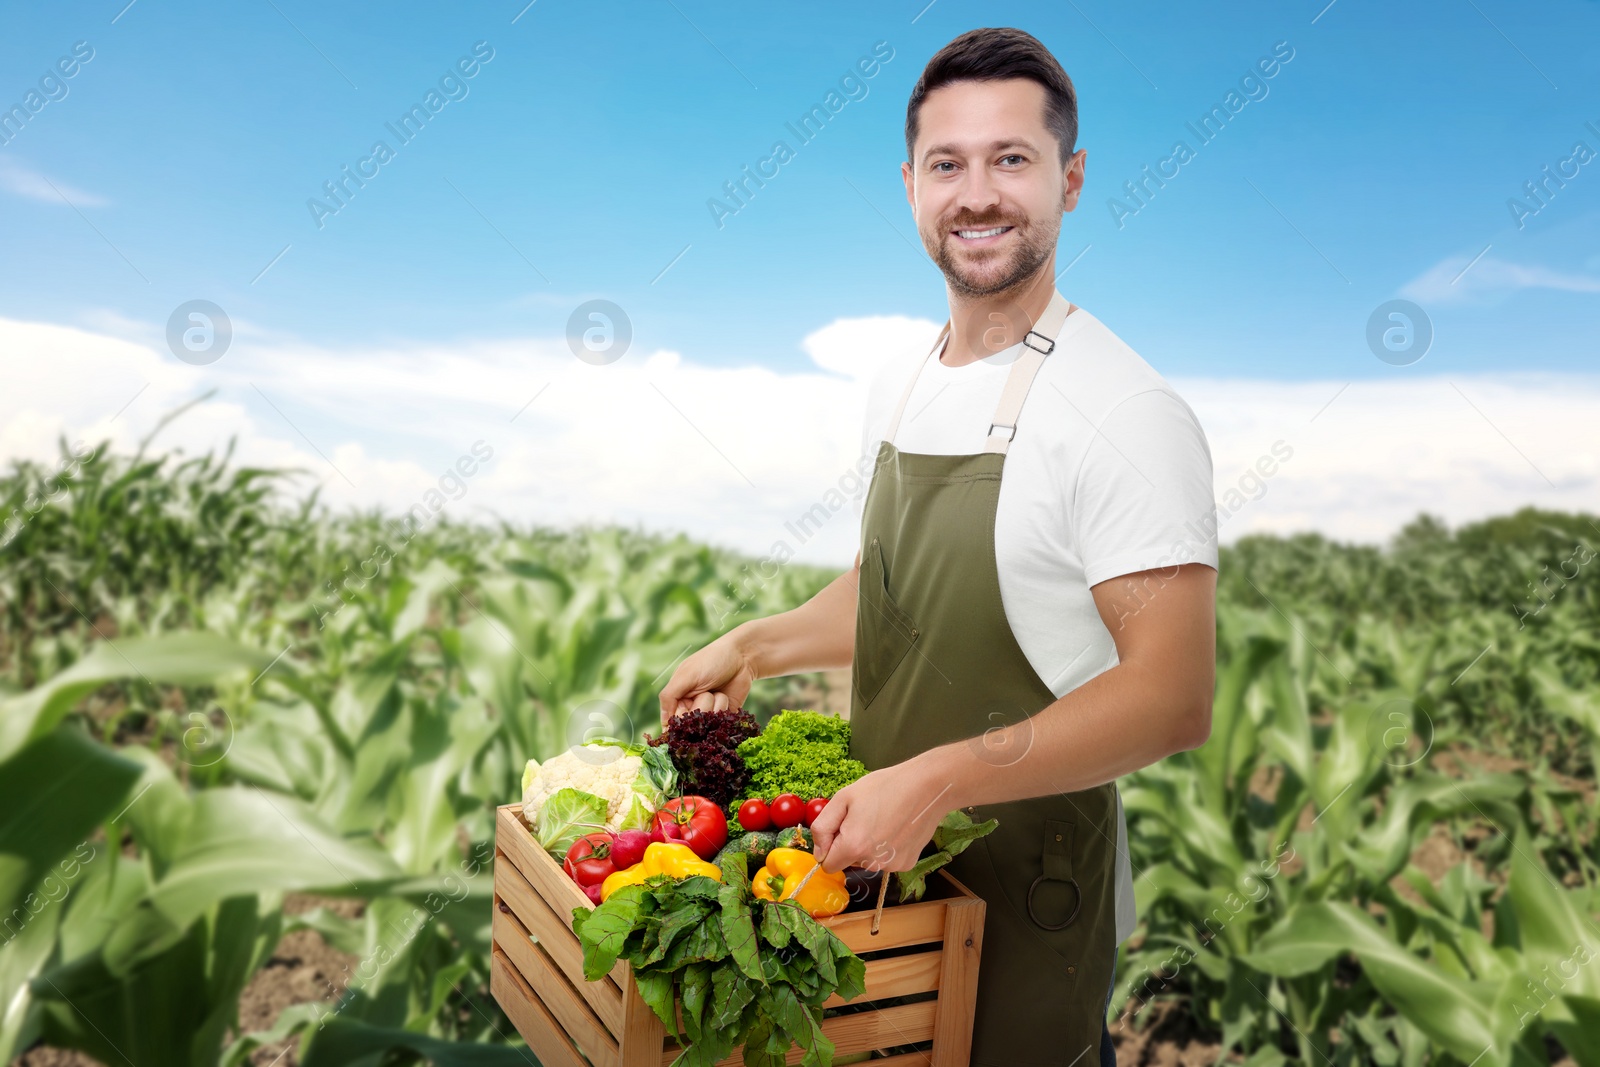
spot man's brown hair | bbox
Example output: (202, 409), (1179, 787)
(904, 27), (1079, 168)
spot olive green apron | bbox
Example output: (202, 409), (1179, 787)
(849, 289), (1117, 1066)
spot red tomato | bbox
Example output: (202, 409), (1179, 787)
(563, 832), (617, 887)
(652, 796), (729, 860)
(802, 796), (829, 827)
(737, 798), (772, 832)
(769, 793), (804, 829)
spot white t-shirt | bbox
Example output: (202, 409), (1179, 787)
(852, 305), (1219, 945)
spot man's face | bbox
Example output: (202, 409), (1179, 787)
(903, 78), (1084, 299)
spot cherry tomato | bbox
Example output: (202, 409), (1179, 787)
(737, 798), (772, 832)
(802, 796), (829, 827)
(769, 793), (804, 829)
(563, 832), (617, 887)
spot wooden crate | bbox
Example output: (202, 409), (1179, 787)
(490, 803), (985, 1067)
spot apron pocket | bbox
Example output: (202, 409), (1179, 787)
(852, 535), (919, 710)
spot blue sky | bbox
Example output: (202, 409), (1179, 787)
(4, 0), (1598, 380)
(3, 1), (1598, 565)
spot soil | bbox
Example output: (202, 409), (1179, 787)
(10, 1049), (102, 1067)
(1108, 998), (1225, 1065)
(233, 894), (365, 1067)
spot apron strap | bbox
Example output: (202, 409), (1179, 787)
(881, 291), (1076, 452)
(983, 289), (1074, 455)
(882, 321), (949, 448)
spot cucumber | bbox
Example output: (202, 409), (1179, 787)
(771, 825), (813, 852)
(719, 831), (779, 868)
(739, 830), (779, 857)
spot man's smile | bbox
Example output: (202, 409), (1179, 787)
(951, 224), (1014, 246)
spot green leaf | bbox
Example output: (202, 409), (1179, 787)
(1507, 823), (1600, 1000)
(0, 725), (142, 916)
(640, 901), (711, 968)
(774, 902), (838, 988)
(710, 965), (758, 1032)
(832, 952), (867, 1004)
(142, 788), (403, 936)
(1549, 994), (1600, 1067)
(299, 1015), (540, 1067)
(739, 1017), (783, 1067)
(529, 787), (610, 861)
(0, 633), (271, 764)
(660, 913), (730, 969)
(635, 969), (679, 1038)
(894, 810), (997, 902)
(640, 743), (679, 800)
(1247, 901), (1503, 1063)
(759, 900), (793, 949)
(575, 884), (649, 980)
(681, 960), (713, 1043)
(718, 862), (764, 983)
(755, 983), (833, 1067)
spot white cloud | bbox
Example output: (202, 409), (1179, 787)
(2, 314), (1597, 569)
(0, 159), (108, 207)
(1400, 253), (1600, 304)
(1179, 374), (1599, 544)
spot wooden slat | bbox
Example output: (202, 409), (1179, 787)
(499, 804), (595, 914)
(824, 948), (941, 1008)
(617, 979), (669, 1067)
(496, 846), (631, 1002)
(491, 947), (592, 1067)
(824, 897), (947, 954)
(929, 894), (985, 1067)
(495, 906), (620, 1067)
(661, 1000), (936, 1067)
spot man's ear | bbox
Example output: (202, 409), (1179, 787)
(1061, 148), (1086, 212)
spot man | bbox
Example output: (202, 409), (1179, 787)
(660, 26), (1217, 1067)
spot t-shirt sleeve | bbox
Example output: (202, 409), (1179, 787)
(1072, 388), (1218, 588)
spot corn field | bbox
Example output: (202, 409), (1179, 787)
(1, 433), (1597, 1067)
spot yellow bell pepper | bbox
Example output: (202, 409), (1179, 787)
(750, 847), (849, 918)
(599, 841), (721, 902)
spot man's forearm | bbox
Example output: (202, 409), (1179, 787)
(732, 564), (858, 679)
(913, 658), (1209, 810)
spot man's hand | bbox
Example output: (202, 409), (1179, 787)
(658, 549), (862, 727)
(658, 634), (758, 725)
(808, 754), (948, 875)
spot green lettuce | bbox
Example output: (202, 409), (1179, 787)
(533, 787), (609, 860)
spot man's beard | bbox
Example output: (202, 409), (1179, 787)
(924, 212), (1057, 298)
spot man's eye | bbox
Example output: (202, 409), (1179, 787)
(933, 161), (956, 173)
(1000, 154), (1025, 165)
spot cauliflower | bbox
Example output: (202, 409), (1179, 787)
(522, 746), (642, 829)
(518, 739), (678, 859)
